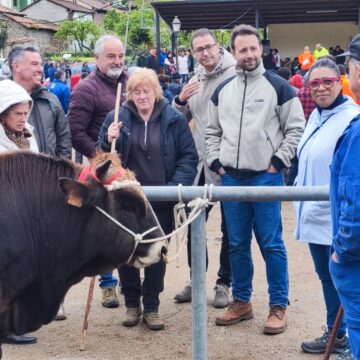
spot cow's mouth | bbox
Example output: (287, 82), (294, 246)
(131, 244), (168, 269)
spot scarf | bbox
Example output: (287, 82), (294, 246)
(4, 126), (31, 150)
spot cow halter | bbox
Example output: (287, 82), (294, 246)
(97, 181), (212, 265)
(78, 165), (212, 265)
(78, 165), (163, 264)
(78, 165), (126, 185)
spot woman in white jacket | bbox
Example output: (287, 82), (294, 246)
(0, 80), (38, 153)
(294, 58), (360, 357)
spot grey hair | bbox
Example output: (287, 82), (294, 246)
(8, 46), (40, 73)
(308, 57), (340, 78)
(94, 35), (123, 56)
(190, 28), (217, 49)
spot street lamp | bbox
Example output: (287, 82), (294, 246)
(172, 16), (181, 73)
(172, 16), (181, 32)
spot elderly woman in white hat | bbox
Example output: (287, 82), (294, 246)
(0, 79), (38, 153)
(0, 79), (38, 345)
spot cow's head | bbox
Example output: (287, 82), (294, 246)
(58, 152), (168, 269)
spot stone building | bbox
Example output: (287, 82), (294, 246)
(0, 4), (58, 57)
(21, 0), (122, 26)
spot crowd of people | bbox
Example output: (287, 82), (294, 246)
(1, 24), (360, 360)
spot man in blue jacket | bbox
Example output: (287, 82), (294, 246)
(48, 70), (70, 114)
(330, 33), (360, 360)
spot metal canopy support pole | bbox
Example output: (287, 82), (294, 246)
(191, 209), (207, 360)
(155, 11), (161, 73)
(255, 6), (259, 29)
(171, 32), (176, 56)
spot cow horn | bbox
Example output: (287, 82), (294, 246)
(95, 160), (112, 182)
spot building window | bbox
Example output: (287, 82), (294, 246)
(13, 0), (18, 7)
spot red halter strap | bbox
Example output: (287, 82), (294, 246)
(78, 165), (126, 185)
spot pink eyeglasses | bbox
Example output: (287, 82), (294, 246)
(308, 77), (340, 91)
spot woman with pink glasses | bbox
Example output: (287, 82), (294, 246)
(294, 58), (360, 358)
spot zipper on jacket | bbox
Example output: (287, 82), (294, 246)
(144, 122), (148, 148)
(264, 129), (275, 154)
(236, 71), (247, 173)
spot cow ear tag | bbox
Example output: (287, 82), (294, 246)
(67, 195), (83, 208)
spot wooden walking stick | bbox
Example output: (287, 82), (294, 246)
(111, 82), (123, 153)
(323, 305), (344, 360)
(79, 276), (96, 351)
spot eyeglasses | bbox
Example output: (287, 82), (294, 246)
(193, 43), (217, 55)
(308, 77), (339, 91)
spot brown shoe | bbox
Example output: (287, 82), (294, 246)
(215, 299), (253, 326)
(263, 305), (287, 335)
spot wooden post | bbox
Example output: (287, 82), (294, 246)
(111, 82), (122, 153)
(323, 306), (344, 360)
(79, 276), (96, 351)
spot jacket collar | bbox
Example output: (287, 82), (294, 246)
(121, 98), (177, 132)
(316, 92), (347, 114)
(94, 68), (127, 86)
(195, 49), (235, 81)
(235, 61), (265, 79)
(31, 85), (50, 100)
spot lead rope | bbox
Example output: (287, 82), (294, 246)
(96, 182), (213, 264)
(163, 184), (215, 264)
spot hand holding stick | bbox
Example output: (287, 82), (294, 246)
(111, 82), (122, 153)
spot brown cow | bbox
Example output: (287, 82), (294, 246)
(0, 151), (167, 358)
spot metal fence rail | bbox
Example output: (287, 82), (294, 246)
(142, 186), (330, 360)
(143, 185), (329, 202)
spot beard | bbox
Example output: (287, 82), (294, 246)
(107, 66), (123, 79)
(237, 57), (261, 72)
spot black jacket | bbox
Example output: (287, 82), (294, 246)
(29, 86), (72, 158)
(97, 99), (198, 186)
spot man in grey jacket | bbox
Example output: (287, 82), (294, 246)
(8, 46), (71, 158)
(206, 25), (304, 334)
(172, 28), (234, 308)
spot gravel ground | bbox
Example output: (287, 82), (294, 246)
(3, 203), (335, 360)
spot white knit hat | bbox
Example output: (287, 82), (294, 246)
(0, 79), (33, 115)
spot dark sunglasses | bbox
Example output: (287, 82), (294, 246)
(308, 77), (339, 91)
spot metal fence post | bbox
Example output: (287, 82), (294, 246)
(191, 208), (207, 360)
(141, 185), (330, 360)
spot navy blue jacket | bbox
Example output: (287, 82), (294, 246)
(97, 99), (198, 186)
(330, 114), (360, 264)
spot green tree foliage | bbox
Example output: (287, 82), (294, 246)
(55, 20), (101, 53)
(104, 1), (232, 52)
(104, 8), (154, 48)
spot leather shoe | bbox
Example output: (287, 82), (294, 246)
(263, 305), (287, 335)
(3, 334), (37, 345)
(215, 299), (253, 326)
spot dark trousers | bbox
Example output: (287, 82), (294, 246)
(186, 171), (231, 286)
(119, 205), (173, 312)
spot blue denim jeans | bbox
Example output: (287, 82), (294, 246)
(221, 172), (288, 307)
(330, 258), (360, 359)
(98, 272), (117, 289)
(309, 243), (346, 337)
